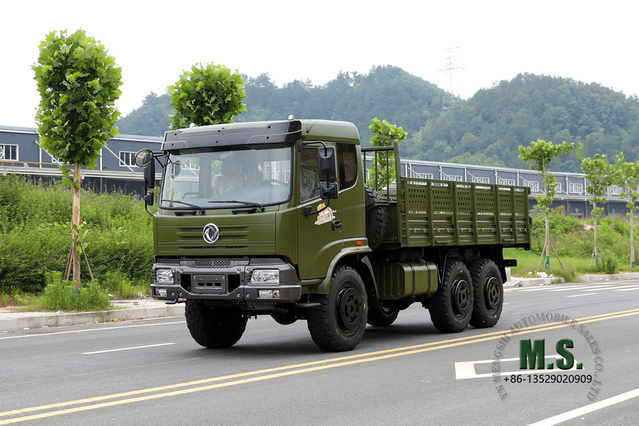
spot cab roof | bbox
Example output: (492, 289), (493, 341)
(162, 119), (360, 150)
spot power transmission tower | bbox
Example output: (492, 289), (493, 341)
(439, 47), (463, 109)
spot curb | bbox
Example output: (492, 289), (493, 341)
(0, 303), (185, 333)
(505, 272), (639, 288)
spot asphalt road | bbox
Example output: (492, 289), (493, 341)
(1, 280), (638, 426)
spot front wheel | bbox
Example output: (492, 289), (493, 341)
(307, 266), (368, 352)
(185, 300), (247, 348)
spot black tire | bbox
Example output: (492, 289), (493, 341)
(468, 259), (503, 328)
(367, 301), (399, 326)
(307, 266), (368, 352)
(185, 300), (247, 348)
(364, 184), (388, 251)
(428, 261), (473, 333)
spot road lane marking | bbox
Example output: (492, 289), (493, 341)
(2, 307), (639, 424)
(0, 321), (186, 340)
(82, 343), (176, 355)
(551, 286), (609, 292)
(613, 287), (639, 292)
(455, 355), (578, 379)
(567, 293), (598, 298)
(527, 387), (639, 426)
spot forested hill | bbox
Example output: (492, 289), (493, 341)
(405, 73), (639, 171)
(116, 69), (639, 173)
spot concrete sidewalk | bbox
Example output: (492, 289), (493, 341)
(2, 272), (639, 333)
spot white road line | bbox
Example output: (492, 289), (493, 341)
(551, 286), (610, 292)
(82, 343), (176, 355)
(519, 287), (560, 292)
(527, 387), (639, 426)
(566, 293), (598, 298)
(0, 321), (185, 340)
(613, 287), (639, 292)
(455, 355), (576, 380)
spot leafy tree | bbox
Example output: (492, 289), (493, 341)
(614, 153), (639, 269)
(367, 118), (408, 189)
(518, 139), (574, 269)
(32, 29), (122, 286)
(576, 143), (614, 265)
(169, 63), (246, 129)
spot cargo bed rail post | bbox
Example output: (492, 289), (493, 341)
(361, 145), (396, 203)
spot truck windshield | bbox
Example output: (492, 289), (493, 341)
(160, 145), (292, 210)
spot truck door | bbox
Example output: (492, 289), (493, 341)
(297, 145), (343, 280)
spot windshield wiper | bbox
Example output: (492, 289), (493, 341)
(207, 200), (265, 213)
(160, 199), (205, 214)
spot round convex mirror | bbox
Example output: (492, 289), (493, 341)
(134, 149), (154, 167)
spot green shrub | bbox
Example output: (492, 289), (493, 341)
(596, 250), (619, 275)
(40, 272), (111, 311)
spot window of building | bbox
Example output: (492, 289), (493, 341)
(472, 176), (490, 184)
(608, 185), (623, 195)
(119, 151), (138, 167)
(410, 171), (434, 180)
(497, 177), (516, 186)
(524, 180), (540, 192)
(443, 173), (463, 182)
(0, 144), (18, 161)
(569, 182), (583, 194)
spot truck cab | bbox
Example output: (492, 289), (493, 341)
(138, 119), (374, 351)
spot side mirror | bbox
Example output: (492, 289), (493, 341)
(135, 149), (154, 167)
(318, 146), (337, 182)
(143, 157), (156, 206)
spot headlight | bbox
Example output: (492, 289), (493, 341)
(250, 269), (280, 285)
(156, 269), (174, 284)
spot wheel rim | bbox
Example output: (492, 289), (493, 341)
(336, 286), (363, 332)
(484, 276), (502, 312)
(451, 279), (471, 316)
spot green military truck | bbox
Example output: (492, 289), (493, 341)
(135, 118), (531, 352)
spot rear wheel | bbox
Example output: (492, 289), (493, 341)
(307, 266), (368, 352)
(185, 300), (247, 348)
(469, 260), (503, 328)
(367, 301), (399, 326)
(428, 261), (473, 333)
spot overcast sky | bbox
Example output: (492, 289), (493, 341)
(2, 0), (637, 129)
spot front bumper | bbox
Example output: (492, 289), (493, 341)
(151, 258), (301, 306)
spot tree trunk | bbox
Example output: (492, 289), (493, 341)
(544, 211), (550, 269)
(631, 213), (635, 269)
(592, 201), (598, 266)
(72, 163), (82, 288)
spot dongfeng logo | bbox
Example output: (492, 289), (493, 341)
(203, 223), (220, 244)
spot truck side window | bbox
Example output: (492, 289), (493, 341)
(336, 143), (357, 191)
(300, 147), (320, 203)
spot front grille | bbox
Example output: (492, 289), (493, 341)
(194, 260), (232, 268)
